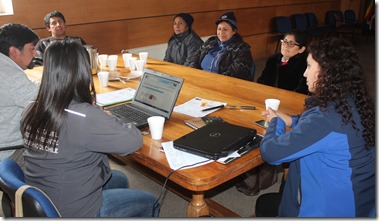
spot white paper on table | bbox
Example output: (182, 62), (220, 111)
(216, 150), (241, 163)
(96, 88), (136, 106)
(162, 141), (213, 170)
(173, 97), (227, 117)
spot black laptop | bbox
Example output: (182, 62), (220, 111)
(106, 69), (184, 128)
(173, 121), (256, 160)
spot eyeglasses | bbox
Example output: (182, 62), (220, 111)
(280, 39), (300, 48)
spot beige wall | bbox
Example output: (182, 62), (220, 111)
(0, 0), (363, 59)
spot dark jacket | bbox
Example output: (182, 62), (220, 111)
(35, 36), (86, 65)
(187, 35), (253, 80)
(164, 30), (203, 66)
(257, 53), (308, 94)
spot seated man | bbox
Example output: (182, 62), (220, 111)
(34, 11), (87, 65)
(0, 23), (40, 217)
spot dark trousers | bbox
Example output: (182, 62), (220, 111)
(255, 177), (285, 217)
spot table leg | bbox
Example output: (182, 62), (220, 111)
(186, 192), (209, 217)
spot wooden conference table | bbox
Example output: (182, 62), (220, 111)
(26, 56), (307, 217)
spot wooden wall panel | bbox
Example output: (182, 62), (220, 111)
(0, 0), (361, 60)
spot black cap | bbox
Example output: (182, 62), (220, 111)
(174, 13), (194, 28)
(215, 11), (237, 29)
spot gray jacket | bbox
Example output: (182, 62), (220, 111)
(164, 30), (203, 66)
(24, 101), (143, 217)
(0, 53), (38, 159)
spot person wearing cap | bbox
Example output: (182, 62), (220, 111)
(34, 11), (87, 65)
(164, 13), (203, 66)
(187, 11), (254, 80)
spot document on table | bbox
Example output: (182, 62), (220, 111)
(173, 97), (227, 117)
(162, 141), (213, 170)
(96, 88), (136, 106)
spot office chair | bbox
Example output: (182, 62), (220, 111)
(293, 13), (323, 41)
(0, 158), (61, 217)
(305, 12), (334, 38)
(344, 9), (367, 43)
(325, 10), (356, 44)
(274, 16), (292, 53)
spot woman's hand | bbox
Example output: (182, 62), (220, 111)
(262, 108), (293, 127)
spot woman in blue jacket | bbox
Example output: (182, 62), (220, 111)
(257, 37), (375, 217)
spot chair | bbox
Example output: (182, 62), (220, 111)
(345, 9), (367, 42)
(0, 158), (61, 217)
(293, 13), (324, 41)
(305, 12), (334, 38)
(325, 10), (356, 44)
(274, 16), (292, 53)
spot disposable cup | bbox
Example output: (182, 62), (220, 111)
(122, 53), (133, 68)
(98, 54), (108, 70)
(265, 98), (280, 111)
(134, 60), (145, 72)
(128, 57), (137, 71)
(139, 52), (148, 64)
(97, 71), (109, 87)
(107, 56), (118, 71)
(147, 116), (165, 140)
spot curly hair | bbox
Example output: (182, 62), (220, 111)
(306, 38), (375, 148)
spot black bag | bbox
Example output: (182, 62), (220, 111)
(236, 163), (279, 196)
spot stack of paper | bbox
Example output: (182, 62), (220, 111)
(173, 97), (227, 117)
(96, 88), (136, 106)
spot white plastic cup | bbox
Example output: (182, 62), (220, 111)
(128, 57), (137, 71)
(122, 53), (133, 68)
(265, 98), (280, 111)
(97, 71), (109, 87)
(139, 52), (148, 64)
(147, 116), (165, 140)
(98, 54), (108, 70)
(107, 56), (117, 71)
(134, 60), (145, 72)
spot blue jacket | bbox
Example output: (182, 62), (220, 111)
(260, 97), (375, 217)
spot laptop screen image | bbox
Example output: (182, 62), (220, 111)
(133, 70), (183, 119)
(106, 69), (184, 128)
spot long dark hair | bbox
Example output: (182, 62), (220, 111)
(306, 38), (375, 148)
(21, 40), (96, 149)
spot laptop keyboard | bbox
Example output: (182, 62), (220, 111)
(109, 104), (151, 124)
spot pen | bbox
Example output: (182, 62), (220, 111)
(202, 104), (225, 112)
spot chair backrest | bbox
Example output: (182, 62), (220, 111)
(0, 158), (60, 217)
(325, 10), (335, 26)
(293, 14), (308, 31)
(344, 9), (357, 24)
(274, 16), (292, 34)
(306, 12), (318, 27)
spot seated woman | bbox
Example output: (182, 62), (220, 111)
(20, 40), (160, 217)
(257, 38), (375, 217)
(257, 31), (309, 94)
(164, 13), (203, 66)
(186, 11), (254, 80)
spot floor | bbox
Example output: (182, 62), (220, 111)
(0, 34), (375, 218)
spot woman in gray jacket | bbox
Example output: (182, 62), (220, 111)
(164, 13), (203, 66)
(21, 40), (159, 217)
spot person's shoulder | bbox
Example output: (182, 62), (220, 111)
(205, 36), (217, 42)
(37, 37), (54, 44)
(231, 35), (250, 49)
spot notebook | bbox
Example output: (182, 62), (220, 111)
(173, 121), (256, 160)
(106, 69), (184, 129)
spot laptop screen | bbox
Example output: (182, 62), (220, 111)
(132, 69), (184, 119)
